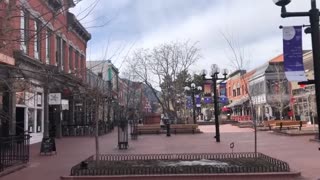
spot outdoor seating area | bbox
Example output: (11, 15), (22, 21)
(263, 120), (308, 131)
(170, 124), (200, 134)
(137, 124), (161, 134)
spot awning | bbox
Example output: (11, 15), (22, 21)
(226, 96), (249, 108)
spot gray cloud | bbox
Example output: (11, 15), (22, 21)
(72, 0), (313, 73)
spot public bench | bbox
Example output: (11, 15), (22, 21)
(170, 124), (200, 134)
(274, 121), (307, 131)
(137, 124), (161, 134)
(263, 120), (293, 130)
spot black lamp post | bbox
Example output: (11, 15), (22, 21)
(273, 0), (320, 140)
(201, 64), (228, 142)
(184, 83), (202, 124)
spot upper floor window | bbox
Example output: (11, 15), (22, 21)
(45, 29), (51, 64)
(34, 20), (41, 60)
(20, 10), (29, 53)
(68, 46), (73, 72)
(48, 0), (63, 12)
(237, 88), (241, 96)
(75, 51), (79, 73)
(62, 40), (66, 71)
(233, 89), (236, 97)
(56, 35), (61, 67)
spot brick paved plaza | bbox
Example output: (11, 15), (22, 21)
(2, 124), (320, 180)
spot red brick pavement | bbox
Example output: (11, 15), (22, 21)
(1, 124), (320, 180)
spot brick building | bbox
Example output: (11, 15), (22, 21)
(0, 0), (91, 143)
(226, 70), (255, 120)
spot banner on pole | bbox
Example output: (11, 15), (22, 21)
(283, 26), (307, 82)
(186, 96), (192, 109)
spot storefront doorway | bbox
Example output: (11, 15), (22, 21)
(16, 107), (25, 136)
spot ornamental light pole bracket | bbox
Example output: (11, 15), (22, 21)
(273, 0), (320, 141)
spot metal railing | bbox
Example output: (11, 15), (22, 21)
(0, 135), (30, 172)
(70, 152), (290, 176)
(62, 121), (111, 137)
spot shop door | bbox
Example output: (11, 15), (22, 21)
(49, 106), (61, 138)
(16, 107), (25, 136)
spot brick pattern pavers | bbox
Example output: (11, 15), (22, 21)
(2, 124), (320, 180)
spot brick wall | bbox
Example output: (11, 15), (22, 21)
(0, 0), (89, 81)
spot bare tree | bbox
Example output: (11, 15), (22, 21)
(221, 32), (258, 156)
(126, 41), (200, 122)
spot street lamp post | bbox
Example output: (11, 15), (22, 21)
(184, 83), (202, 124)
(201, 64), (228, 142)
(273, 0), (320, 140)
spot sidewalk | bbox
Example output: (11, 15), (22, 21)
(2, 124), (320, 180)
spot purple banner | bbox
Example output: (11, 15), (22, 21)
(203, 97), (212, 104)
(195, 94), (201, 107)
(283, 26), (306, 82)
(186, 96), (192, 109)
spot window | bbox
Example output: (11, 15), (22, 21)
(62, 40), (66, 71)
(237, 88), (241, 96)
(37, 110), (42, 132)
(34, 20), (41, 60)
(56, 35), (61, 67)
(20, 10), (29, 53)
(80, 55), (84, 77)
(75, 51), (79, 74)
(68, 46), (73, 72)
(28, 109), (35, 133)
(45, 29), (51, 64)
(233, 89), (236, 97)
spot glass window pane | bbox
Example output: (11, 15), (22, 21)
(28, 108), (35, 133)
(37, 110), (42, 132)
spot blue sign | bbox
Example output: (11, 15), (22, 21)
(283, 26), (306, 82)
(219, 95), (228, 104)
(195, 94), (201, 107)
(203, 97), (212, 104)
(186, 96), (192, 109)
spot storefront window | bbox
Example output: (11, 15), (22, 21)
(37, 93), (42, 107)
(37, 109), (42, 132)
(28, 108), (35, 133)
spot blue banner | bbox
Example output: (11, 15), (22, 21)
(283, 26), (306, 82)
(195, 94), (201, 107)
(186, 96), (192, 109)
(203, 97), (212, 104)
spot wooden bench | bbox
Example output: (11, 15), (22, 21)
(264, 120), (293, 130)
(170, 124), (199, 134)
(274, 121), (307, 131)
(137, 124), (161, 134)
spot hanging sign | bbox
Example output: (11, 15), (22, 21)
(283, 26), (307, 82)
(49, 93), (61, 105)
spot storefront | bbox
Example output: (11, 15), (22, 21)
(15, 82), (44, 144)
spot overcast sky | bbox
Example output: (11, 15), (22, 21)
(71, 0), (313, 74)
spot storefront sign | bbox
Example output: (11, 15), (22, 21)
(0, 53), (15, 65)
(49, 93), (61, 105)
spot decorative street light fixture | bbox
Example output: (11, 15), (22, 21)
(273, 0), (320, 141)
(202, 64), (228, 142)
(184, 83), (202, 124)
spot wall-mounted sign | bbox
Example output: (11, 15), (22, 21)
(49, 93), (61, 105)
